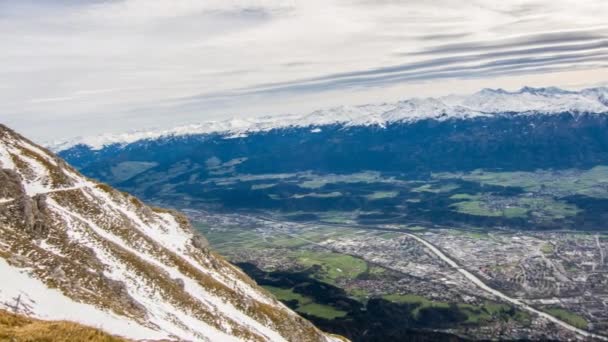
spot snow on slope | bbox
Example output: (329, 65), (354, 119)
(0, 258), (165, 340)
(50, 86), (608, 151)
(0, 124), (345, 342)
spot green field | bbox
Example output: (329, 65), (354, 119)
(318, 213), (360, 224)
(450, 193), (480, 200)
(297, 303), (348, 319)
(366, 191), (399, 200)
(503, 207), (529, 218)
(545, 308), (588, 329)
(298, 171), (404, 189)
(412, 183), (459, 193)
(292, 191), (343, 199)
(196, 222), (370, 286)
(110, 161), (158, 182)
(449, 194), (580, 221)
(459, 231), (490, 239)
(404, 226), (426, 231)
(541, 243), (554, 254)
(383, 294), (518, 324)
(263, 286), (348, 319)
(383, 294), (449, 311)
(194, 224), (310, 252)
(263, 286), (309, 302)
(450, 200), (503, 217)
(347, 288), (370, 302)
(296, 251), (368, 285)
(377, 232), (402, 239)
(320, 216), (351, 224)
(434, 166), (608, 199)
(251, 183), (276, 190)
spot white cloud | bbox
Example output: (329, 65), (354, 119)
(0, 0), (607, 141)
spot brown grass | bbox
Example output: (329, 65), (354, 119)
(16, 146), (73, 188)
(94, 183), (115, 194)
(0, 309), (128, 342)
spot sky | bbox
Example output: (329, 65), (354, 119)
(0, 0), (607, 142)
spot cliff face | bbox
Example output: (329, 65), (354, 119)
(0, 124), (344, 342)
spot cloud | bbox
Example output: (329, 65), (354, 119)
(202, 37), (608, 97)
(410, 30), (608, 56)
(0, 0), (607, 141)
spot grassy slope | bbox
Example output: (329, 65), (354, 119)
(0, 310), (126, 342)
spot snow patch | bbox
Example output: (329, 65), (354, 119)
(19, 140), (58, 167)
(48, 197), (287, 341)
(0, 258), (165, 341)
(14, 153), (53, 196)
(48, 198), (239, 341)
(0, 143), (15, 169)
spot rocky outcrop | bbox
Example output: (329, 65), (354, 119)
(0, 169), (48, 239)
(0, 169), (22, 197)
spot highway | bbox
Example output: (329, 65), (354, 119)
(402, 231), (607, 341)
(258, 215), (608, 340)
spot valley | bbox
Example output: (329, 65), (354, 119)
(119, 165), (608, 232)
(61, 152), (608, 340)
(191, 209), (608, 340)
(54, 92), (608, 340)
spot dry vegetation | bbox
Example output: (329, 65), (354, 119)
(0, 309), (127, 342)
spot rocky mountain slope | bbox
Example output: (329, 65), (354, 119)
(0, 123), (345, 342)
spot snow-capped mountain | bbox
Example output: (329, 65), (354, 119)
(50, 86), (608, 151)
(0, 124), (345, 342)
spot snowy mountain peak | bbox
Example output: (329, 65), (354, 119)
(0, 124), (345, 342)
(476, 88), (510, 95)
(50, 86), (608, 151)
(478, 86), (575, 96)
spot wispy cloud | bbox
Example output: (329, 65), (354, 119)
(0, 0), (607, 141)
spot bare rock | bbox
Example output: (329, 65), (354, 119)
(174, 278), (185, 290)
(106, 277), (147, 318)
(0, 169), (24, 198)
(192, 234), (209, 250)
(16, 194), (49, 239)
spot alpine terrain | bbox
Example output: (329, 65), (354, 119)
(0, 123), (345, 342)
(51, 87), (608, 340)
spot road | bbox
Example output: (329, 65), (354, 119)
(401, 232), (607, 341)
(258, 215), (608, 340)
(597, 234), (605, 267)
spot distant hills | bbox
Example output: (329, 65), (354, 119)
(52, 86), (608, 233)
(58, 87), (608, 184)
(52, 86), (608, 151)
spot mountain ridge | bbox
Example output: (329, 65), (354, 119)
(49, 86), (608, 151)
(0, 123), (345, 342)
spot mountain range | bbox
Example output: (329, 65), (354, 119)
(51, 86), (608, 151)
(57, 87), (608, 209)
